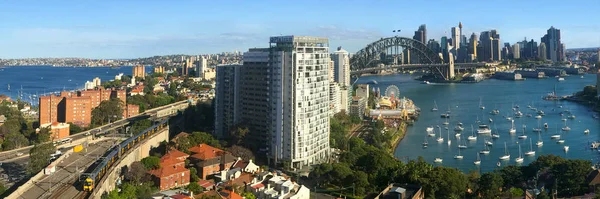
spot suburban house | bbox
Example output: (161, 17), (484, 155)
(231, 158), (260, 174)
(371, 183), (424, 199)
(148, 149), (191, 191)
(248, 172), (310, 199)
(188, 144), (236, 179)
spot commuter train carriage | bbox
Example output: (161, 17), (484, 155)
(81, 119), (168, 192)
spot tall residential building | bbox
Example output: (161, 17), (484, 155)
(523, 39), (538, 60)
(538, 43), (547, 61)
(197, 56), (208, 78)
(182, 58), (193, 76)
(561, 43), (566, 62)
(478, 30), (501, 62)
(39, 94), (65, 126)
(332, 47), (350, 87)
(597, 49), (600, 63)
(328, 60), (334, 81)
(329, 83), (341, 116)
(541, 26), (562, 62)
(92, 77), (101, 88)
(132, 65), (145, 79)
(214, 64), (241, 139)
(413, 24), (427, 44)
(491, 30), (501, 61)
(441, 36), (449, 62)
(269, 36), (330, 169)
(468, 33), (478, 59)
(215, 36), (330, 169)
(512, 43), (521, 59)
(451, 27), (460, 50)
(154, 66), (165, 74)
(65, 96), (92, 126)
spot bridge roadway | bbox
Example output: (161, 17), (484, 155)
(11, 139), (119, 199)
(351, 63), (487, 75)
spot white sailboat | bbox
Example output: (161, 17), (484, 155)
(515, 144), (524, 163)
(518, 125), (527, 139)
(474, 153), (481, 165)
(532, 120), (542, 132)
(536, 131), (544, 146)
(509, 120), (517, 134)
(443, 117), (449, 125)
(492, 125), (500, 138)
(525, 139), (536, 156)
(468, 125), (477, 141)
(436, 126), (444, 142)
(422, 135), (428, 148)
(561, 120), (571, 131)
(427, 126), (436, 137)
(434, 158), (443, 163)
(480, 141), (491, 154)
(454, 148), (463, 159)
(431, 100), (438, 111)
(479, 97), (485, 110)
(458, 135), (468, 149)
(499, 142), (510, 160)
(585, 129), (590, 134)
(477, 124), (492, 134)
(447, 129), (451, 146)
(564, 146), (569, 152)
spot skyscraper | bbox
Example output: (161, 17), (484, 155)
(132, 65), (145, 79)
(490, 30), (501, 61)
(332, 47), (350, 87)
(441, 36), (449, 62)
(458, 22), (464, 46)
(538, 43), (547, 61)
(561, 43), (566, 62)
(196, 56), (208, 78)
(215, 36), (331, 169)
(512, 43), (520, 59)
(413, 24), (427, 44)
(451, 27), (460, 50)
(478, 31), (492, 62)
(541, 26), (562, 62)
(468, 33), (478, 59)
(268, 36), (330, 169)
(427, 39), (441, 54)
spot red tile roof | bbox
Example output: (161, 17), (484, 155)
(197, 179), (215, 189)
(148, 149), (190, 178)
(251, 183), (264, 189)
(189, 144), (224, 160)
(219, 190), (243, 199)
(148, 164), (188, 178)
(171, 194), (192, 199)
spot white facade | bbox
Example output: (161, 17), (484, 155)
(451, 27), (460, 50)
(197, 56), (208, 78)
(270, 36), (330, 169)
(539, 43), (547, 61)
(512, 43), (520, 59)
(329, 83), (341, 116)
(332, 48), (350, 87)
(93, 77), (101, 87)
(339, 87), (349, 113)
(114, 73), (123, 80)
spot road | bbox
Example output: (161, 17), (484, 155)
(16, 140), (118, 199)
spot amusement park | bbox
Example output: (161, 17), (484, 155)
(368, 85), (421, 125)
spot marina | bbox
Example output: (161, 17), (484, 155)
(357, 72), (600, 172)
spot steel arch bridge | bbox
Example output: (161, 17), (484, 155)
(350, 36), (444, 69)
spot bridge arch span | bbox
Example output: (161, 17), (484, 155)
(350, 36), (444, 70)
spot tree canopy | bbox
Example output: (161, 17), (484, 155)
(91, 98), (123, 126)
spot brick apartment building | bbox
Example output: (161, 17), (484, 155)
(188, 144), (236, 179)
(40, 122), (70, 140)
(148, 149), (191, 191)
(133, 65), (145, 79)
(39, 88), (138, 127)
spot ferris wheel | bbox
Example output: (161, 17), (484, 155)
(384, 85), (400, 98)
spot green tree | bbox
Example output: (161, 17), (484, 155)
(104, 189), (121, 199)
(129, 119), (152, 135)
(230, 125), (249, 145)
(242, 192), (256, 199)
(27, 142), (56, 174)
(189, 167), (200, 182)
(537, 190), (551, 199)
(189, 131), (221, 148)
(125, 161), (147, 184)
(478, 172), (504, 198)
(31, 126), (52, 144)
(91, 98), (123, 126)
(187, 182), (204, 194)
(2, 130), (29, 150)
(509, 187), (524, 198)
(136, 182), (155, 199)
(120, 183), (137, 198)
(0, 182), (6, 196)
(551, 159), (592, 197)
(68, 123), (84, 135)
(228, 145), (255, 161)
(141, 156), (161, 170)
(499, 165), (525, 188)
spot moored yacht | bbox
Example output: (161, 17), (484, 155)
(477, 124), (492, 134)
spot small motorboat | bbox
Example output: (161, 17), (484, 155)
(518, 135), (527, 139)
(455, 133), (461, 137)
(434, 158), (443, 163)
(557, 139), (565, 144)
(474, 160), (481, 165)
(564, 146), (569, 151)
(535, 115), (542, 119)
(526, 114), (532, 117)
(568, 115), (576, 119)
(492, 133), (500, 139)
(497, 162), (501, 167)
(551, 134), (561, 139)
(544, 123), (548, 129)
(585, 129), (590, 134)
(485, 140), (493, 146)
(562, 126), (571, 131)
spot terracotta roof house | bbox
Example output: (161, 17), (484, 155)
(189, 144), (237, 179)
(148, 149), (191, 191)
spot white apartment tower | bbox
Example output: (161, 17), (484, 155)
(512, 43), (520, 59)
(332, 47), (350, 87)
(197, 56), (208, 78)
(269, 36), (330, 169)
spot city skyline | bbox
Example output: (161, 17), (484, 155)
(1, 0), (600, 59)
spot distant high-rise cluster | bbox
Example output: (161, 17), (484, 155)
(132, 65), (145, 79)
(416, 23), (567, 63)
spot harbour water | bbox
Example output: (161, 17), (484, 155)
(356, 73), (600, 173)
(0, 66), (133, 103)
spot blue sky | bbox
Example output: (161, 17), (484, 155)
(1, 0), (599, 59)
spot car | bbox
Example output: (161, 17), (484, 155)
(84, 132), (91, 136)
(16, 152), (23, 157)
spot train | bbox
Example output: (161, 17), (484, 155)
(81, 119), (168, 192)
